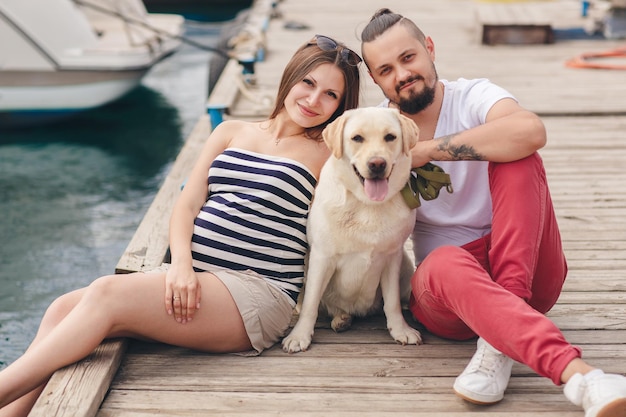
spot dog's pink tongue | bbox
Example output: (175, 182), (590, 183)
(364, 178), (389, 201)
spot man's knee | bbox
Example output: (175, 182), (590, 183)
(412, 245), (474, 294)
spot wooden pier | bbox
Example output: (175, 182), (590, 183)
(29, 0), (626, 415)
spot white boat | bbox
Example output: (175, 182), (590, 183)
(0, 0), (185, 126)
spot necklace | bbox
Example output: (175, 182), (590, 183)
(260, 120), (304, 146)
(273, 132), (303, 146)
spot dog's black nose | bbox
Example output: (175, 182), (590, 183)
(368, 157), (387, 177)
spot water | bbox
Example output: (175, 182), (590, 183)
(0, 10), (243, 368)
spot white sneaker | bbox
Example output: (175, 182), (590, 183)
(564, 369), (626, 417)
(453, 337), (514, 404)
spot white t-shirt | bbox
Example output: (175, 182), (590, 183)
(380, 78), (515, 262)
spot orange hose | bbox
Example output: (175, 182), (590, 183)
(565, 46), (626, 70)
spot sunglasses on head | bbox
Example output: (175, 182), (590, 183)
(310, 34), (362, 66)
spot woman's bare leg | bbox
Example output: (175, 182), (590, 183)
(0, 271), (249, 413)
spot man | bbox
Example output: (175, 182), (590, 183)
(360, 8), (626, 417)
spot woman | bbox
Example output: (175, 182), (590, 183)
(0, 34), (362, 416)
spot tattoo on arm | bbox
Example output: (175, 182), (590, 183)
(437, 134), (485, 161)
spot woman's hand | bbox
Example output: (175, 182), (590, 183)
(164, 263), (202, 324)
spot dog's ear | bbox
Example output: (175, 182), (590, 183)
(397, 112), (420, 155)
(322, 112), (349, 159)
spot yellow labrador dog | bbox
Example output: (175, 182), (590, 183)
(282, 107), (423, 353)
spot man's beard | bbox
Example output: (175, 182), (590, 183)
(397, 86), (435, 114)
(394, 69), (438, 115)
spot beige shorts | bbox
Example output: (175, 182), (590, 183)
(146, 264), (294, 355)
(212, 269), (294, 355)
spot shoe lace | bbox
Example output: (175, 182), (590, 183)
(467, 345), (504, 378)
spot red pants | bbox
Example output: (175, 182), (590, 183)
(409, 153), (581, 385)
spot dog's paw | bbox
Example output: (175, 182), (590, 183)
(389, 325), (423, 346)
(331, 313), (353, 333)
(282, 329), (313, 353)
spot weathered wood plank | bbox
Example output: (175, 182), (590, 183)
(557, 292), (626, 303)
(29, 339), (127, 417)
(90, 374), (571, 395)
(118, 343), (626, 366)
(561, 232), (626, 241)
(563, 241), (626, 250)
(547, 304), (626, 329)
(100, 374), (567, 395)
(562, 275), (626, 292)
(99, 390), (579, 414)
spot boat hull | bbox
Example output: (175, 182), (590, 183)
(0, 69), (147, 110)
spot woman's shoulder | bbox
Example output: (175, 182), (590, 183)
(213, 119), (258, 135)
(209, 119), (262, 150)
